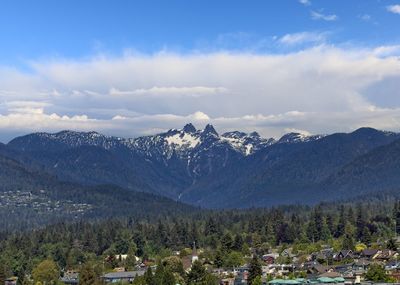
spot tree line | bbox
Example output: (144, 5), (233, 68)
(0, 198), (399, 285)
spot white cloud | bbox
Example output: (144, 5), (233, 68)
(0, 44), (400, 141)
(299, 0), (311, 6)
(359, 14), (371, 21)
(311, 11), (338, 21)
(387, 5), (400, 14)
(278, 32), (327, 45)
(2, 107), (400, 141)
(373, 45), (400, 57)
(109, 86), (227, 97)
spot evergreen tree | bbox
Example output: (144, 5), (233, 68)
(232, 235), (244, 251)
(187, 260), (206, 284)
(161, 268), (175, 285)
(314, 206), (324, 241)
(335, 205), (346, 238)
(264, 222), (276, 245)
(342, 222), (355, 250)
(361, 226), (372, 245)
(214, 249), (223, 268)
(154, 261), (165, 285)
(307, 219), (317, 243)
(125, 246), (138, 269)
(220, 232), (234, 253)
(393, 201), (400, 235)
(204, 218), (218, 236)
(347, 206), (355, 225)
(223, 251), (243, 268)
(248, 256), (262, 285)
(356, 204), (367, 241)
(132, 276), (146, 285)
(144, 266), (155, 285)
(387, 238), (397, 251)
(320, 217), (331, 241)
(0, 266), (6, 285)
(326, 214), (335, 236)
(133, 232), (145, 257)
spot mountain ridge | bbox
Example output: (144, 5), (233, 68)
(5, 125), (400, 208)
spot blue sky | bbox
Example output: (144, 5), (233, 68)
(0, 0), (400, 141)
(1, 0), (399, 62)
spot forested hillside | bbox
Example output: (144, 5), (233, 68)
(4, 126), (400, 208)
(1, 197), (399, 284)
(0, 152), (196, 230)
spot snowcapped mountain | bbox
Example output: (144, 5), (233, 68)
(115, 123), (279, 160)
(7, 123), (288, 198)
(221, 131), (276, 155)
(10, 124), (325, 160)
(13, 130), (122, 152)
(277, 132), (325, 144)
(128, 123), (280, 158)
(9, 125), (399, 208)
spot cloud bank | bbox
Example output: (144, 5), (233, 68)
(1, 44), (400, 141)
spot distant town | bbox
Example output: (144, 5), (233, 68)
(0, 190), (92, 215)
(6, 237), (400, 285)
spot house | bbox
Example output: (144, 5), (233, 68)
(235, 266), (250, 274)
(385, 260), (400, 270)
(101, 270), (145, 283)
(262, 253), (279, 264)
(263, 256), (275, 264)
(302, 261), (319, 271)
(334, 250), (354, 261)
(234, 272), (248, 285)
(312, 249), (334, 263)
(264, 264), (294, 276)
(280, 248), (295, 259)
(60, 271), (79, 285)
(4, 277), (18, 285)
(352, 259), (370, 275)
(375, 249), (398, 261)
(221, 277), (235, 285)
(333, 264), (352, 275)
(318, 271), (342, 278)
(307, 264), (334, 276)
(360, 249), (380, 260)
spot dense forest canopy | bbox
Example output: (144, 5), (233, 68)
(1, 196), (400, 284)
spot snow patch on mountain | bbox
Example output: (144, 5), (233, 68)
(221, 131), (275, 155)
(165, 132), (201, 148)
(278, 132), (325, 144)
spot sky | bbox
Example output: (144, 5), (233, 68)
(0, 0), (400, 141)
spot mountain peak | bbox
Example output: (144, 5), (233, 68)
(278, 132), (309, 144)
(249, 131), (260, 138)
(278, 132), (325, 144)
(203, 124), (218, 136)
(351, 127), (381, 137)
(183, 123), (196, 133)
